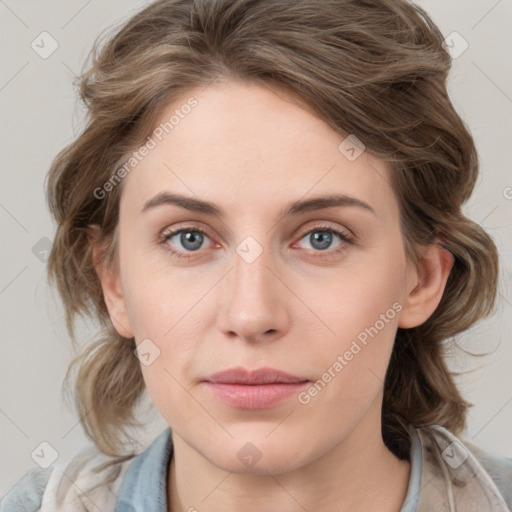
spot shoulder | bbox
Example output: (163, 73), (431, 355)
(461, 435), (512, 508)
(415, 424), (512, 510)
(0, 466), (52, 511)
(0, 446), (136, 512)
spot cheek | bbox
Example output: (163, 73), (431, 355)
(316, 250), (405, 335)
(123, 275), (206, 388)
(123, 271), (205, 426)
(119, 242), (199, 338)
(307, 252), (406, 384)
(294, 282), (402, 428)
(119, 247), (211, 384)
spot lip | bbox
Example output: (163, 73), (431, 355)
(205, 367), (307, 385)
(202, 367), (310, 409)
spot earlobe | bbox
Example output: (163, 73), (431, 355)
(398, 244), (454, 329)
(88, 226), (134, 339)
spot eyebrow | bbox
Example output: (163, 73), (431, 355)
(141, 192), (376, 217)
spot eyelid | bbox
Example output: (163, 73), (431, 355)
(159, 222), (213, 241)
(295, 221), (353, 240)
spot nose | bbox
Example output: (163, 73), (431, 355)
(216, 243), (291, 344)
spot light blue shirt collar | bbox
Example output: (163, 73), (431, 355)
(115, 427), (173, 512)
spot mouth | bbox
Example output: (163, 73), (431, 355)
(202, 367), (310, 409)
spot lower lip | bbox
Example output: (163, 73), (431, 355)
(203, 382), (309, 409)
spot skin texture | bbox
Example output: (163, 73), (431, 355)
(93, 79), (454, 512)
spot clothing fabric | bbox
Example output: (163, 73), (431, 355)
(1, 424), (511, 511)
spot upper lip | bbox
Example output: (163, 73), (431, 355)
(204, 367), (309, 385)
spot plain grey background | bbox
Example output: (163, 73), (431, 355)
(1, 0), (511, 501)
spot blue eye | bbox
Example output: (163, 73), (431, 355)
(159, 224), (352, 260)
(297, 226), (352, 254)
(301, 230), (337, 251)
(160, 227), (212, 258)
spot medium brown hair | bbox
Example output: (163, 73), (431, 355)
(46, 0), (499, 457)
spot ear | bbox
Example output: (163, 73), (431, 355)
(398, 243), (454, 329)
(88, 226), (134, 339)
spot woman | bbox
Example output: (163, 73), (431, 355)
(2, 0), (511, 510)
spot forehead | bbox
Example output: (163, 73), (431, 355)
(120, 80), (396, 221)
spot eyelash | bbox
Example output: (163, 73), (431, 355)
(158, 223), (353, 260)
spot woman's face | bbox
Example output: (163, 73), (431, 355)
(103, 79), (436, 474)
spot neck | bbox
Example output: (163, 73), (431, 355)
(167, 404), (410, 512)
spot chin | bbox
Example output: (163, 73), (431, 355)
(202, 435), (311, 476)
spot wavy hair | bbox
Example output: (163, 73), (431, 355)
(46, 0), (499, 456)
